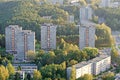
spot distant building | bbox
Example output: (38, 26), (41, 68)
(41, 23), (57, 50)
(99, 0), (111, 7)
(15, 30), (35, 61)
(80, 6), (92, 24)
(79, 24), (95, 50)
(5, 25), (22, 52)
(67, 15), (74, 23)
(46, 0), (63, 5)
(67, 55), (111, 80)
(5, 25), (35, 62)
(13, 64), (37, 74)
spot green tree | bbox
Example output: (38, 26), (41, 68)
(70, 66), (76, 80)
(83, 47), (98, 59)
(0, 34), (5, 48)
(95, 23), (113, 47)
(14, 72), (21, 80)
(102, 72), (114, 80)
(7, 63), (15, 79)
(26, 50), (36, 61)
(7, 63), (15, 75)
(33, 70), (42, 80)
(111, 47), (119, 62)
(78, 74), (93, 80)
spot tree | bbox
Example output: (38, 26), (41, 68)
(7, 63), (15, 79)
(78, 74), (93, 80)
(33, 70), (42, 80)
(68, 59), (78, 66)
(14, 72), (21, 80)
(95, 23), (114, 47)
(26, 73), (31, 80)
(7, 63), (15, 75)
(0, 34), (5, 48)
(111, 47), (119, 63)
(44, 78), (52, 80)
(26, 50), (36, 61)
(83, 47), (98, 59)
(102, 72), (114, 80)
(40, 64), (66, 79)
(70, 66), (76, 80)
(0, 65), (9, 80)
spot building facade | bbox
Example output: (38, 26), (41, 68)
(46, 0), (63, 5)
(5, 25), (22, 52)
(80, 6), (92, 24)
(5, 25), (35, 62)
(67, 55), (111, 80)
(79, 25), (95, 50)
(41, 23), (57, 50)
(15, 30), (35, 61)
(99, 0), (111, 7)
(13, 64), (37, 74)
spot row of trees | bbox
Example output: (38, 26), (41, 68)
(34, 39), (99, 66)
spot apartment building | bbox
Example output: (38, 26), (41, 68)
(80, 6), (92, 24)
(79, 25), (95, 50)
(5, 25), (35, 62)
(41, 23), (57, 50)
(67, 55), (111, 80)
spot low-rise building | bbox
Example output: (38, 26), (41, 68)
(67, 55), (111, 80)
(92, 55), (111, 75)
(13, 64), (37, 74)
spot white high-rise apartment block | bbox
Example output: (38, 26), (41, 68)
(16, 30), (35, 61)
(99, 0), (111, 7)
(80, 6), (92, 24)
(41, 23), (57, 50)
(79, 25), (95, 50)
(5, 25), (22, 52)
(5, 25), (35, 62)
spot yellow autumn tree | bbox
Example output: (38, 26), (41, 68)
(0, 65), (9, 80)
(33, 70), (42, 80)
